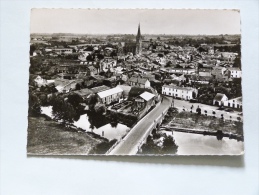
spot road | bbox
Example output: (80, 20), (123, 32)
(172, 99), (243, 121)
(108, 96), (172, 155)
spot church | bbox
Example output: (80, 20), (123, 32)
(124, 24), (143, 55)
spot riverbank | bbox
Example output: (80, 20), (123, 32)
(161, 108), (243, 137)
(27, 116), (103, 155)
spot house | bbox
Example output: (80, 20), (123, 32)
(34, 76), (54, 87)
(55, 80), (77, 93)
(198, 68), (212, 77)
(90, 85), (111, 94)
(97, 87), (123, 105)
(87, 66), (98, 76)
(128, 77), (150, 88)
(117, 85), (132, 99)
(34, 76), (47, 87)
(227, 67), (242, 78)
(165, 68), (195, 75)
(223, 97), (242, 110)
(213, 93), (228, 106)
(45, 48), (73, 55)
(73, 88), (94, 100)
(132, 91), (155, 114)
(162, 85), (198, 100)
(211, 66), (226, 76)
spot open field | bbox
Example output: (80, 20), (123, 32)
(27, 116), (101, 155)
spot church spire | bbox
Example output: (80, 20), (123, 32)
(137, 23), (141, 40)
(135, 23), (142, 55)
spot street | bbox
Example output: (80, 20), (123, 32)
(172, 98), (243, 121)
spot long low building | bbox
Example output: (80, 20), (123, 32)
(223, 97), (242, 110)
(162, 85), (198, 100)
(97, 87), (123, 105)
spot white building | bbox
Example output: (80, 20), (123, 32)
(213, 93), (228, 106)
(223, 97), (242, 110)
(55, 80), (77, 93)
(162, 85), (198, 100)
(97, 87), (123, 105)
(45, 48), (73, 55)
(34, 76), (54, 87)
(162, 68), (196, 75)
(228, 67), (242, 78)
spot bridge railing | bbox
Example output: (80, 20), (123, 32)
(107, 101), (162, 155)
(136, 107), (170, 153)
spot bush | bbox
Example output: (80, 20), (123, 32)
(89, 139), (117, 154)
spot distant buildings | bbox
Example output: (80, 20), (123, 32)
(45, 48), (73, 55)
(128, 77), (150, 88)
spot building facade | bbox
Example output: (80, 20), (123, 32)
(228, 67), (242, 78)
(162, 85), (198, 100)
(97, 87), (123, 105)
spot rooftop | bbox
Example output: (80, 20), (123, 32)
(97, 87), (123, 98)
(139, 91), (155, 101)
(214, 93), (227, 101)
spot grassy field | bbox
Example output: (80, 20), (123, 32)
(27, 116), (101, 155)
(162, 110), (243, 135)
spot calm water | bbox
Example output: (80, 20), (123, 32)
(41, 106), (244, 154)
(41, 106), (130, 140)
(163, 130), (244, 155)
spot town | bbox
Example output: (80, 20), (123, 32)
(27, 24), (243, 155)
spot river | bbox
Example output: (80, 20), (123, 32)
(41, 106), (130, 141)
(163, 130), (244, 155)
(41, 106), (244, 155)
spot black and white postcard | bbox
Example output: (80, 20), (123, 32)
(27, 9), (244, 155)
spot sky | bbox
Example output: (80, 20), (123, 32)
(31, 9), (241, 35)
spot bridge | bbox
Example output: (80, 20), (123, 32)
(107, 96), (172, 155)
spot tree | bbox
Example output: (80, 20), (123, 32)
(30, 44), (37, 56)
(192, 91), (197, 99)
(67, 93), (83, 111)
(28, 92), (41, 117)
(212, 111), (216, 118)
(196, 106), (201, 115)
(51, 96), (78, 124)
(162, 135), (178, 154)
(88, 94), (98, 111)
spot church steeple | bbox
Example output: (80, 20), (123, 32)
(136, 23), (141, 41)
(135, 23), (142, 55)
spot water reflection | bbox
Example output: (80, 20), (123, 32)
(41, 106), (129, 140)
(172, 131), (244, 155)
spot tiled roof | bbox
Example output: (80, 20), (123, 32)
(97, 87), (123, 98)
(129, 77), (148, 85)
(163, 85), (196, 91)
(213, 93), (227, 101)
